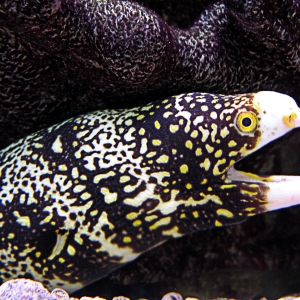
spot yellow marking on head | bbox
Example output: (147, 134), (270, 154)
(201, 179), (207, 184)
(180, 213), (186, 219)
(205, 144), (214, 153)
(217, 208), (233, 218)
(72, 141), (78, 147)
(200, 158), (211, 171)
(186, 183), (192, 189)
(180, 164), (189, 174)
(146, 151), (157, 158)
(123, 236), (132, 243)
(226, 115), (231, 121)
(71, 167), (79, 179)
(190, 103), (196, 108)
(162, 226), (182, 238)
(165, 103), (172, 109)
(193, 211), (199, 218)
(139, 128), (145, 135)
(220, 184), (236, 189)
(150, 216), (171, 230)
(67, 245), (76, 256)
(59, 258), (65, 263)
(125, 119), (133, 126)
(49, 232), (69, 260)
(90, 210), (98, 217)
(73, 185), (86, 193)
(137, 115), (145, 120)
(152, 139), (162, 146)
(179, 119), (184, 125)
(154, 120), (161, 129)
(36, 252), (41, 258)
(228, 140), (237, 147)
(34, 143), (43, 149)
(229, 150), (239, 157)
(170, 124), (179, 133)
(195, 148), (202, 156)
(207, 187), (212, 191)
(198, 193), (222, 205)
(156, 155), (169, 164)
(185, 140), (193, 149)
(126, 212), (139, 220)
(164, 111), (173, 118)
(215, 220), (223, 227)
(77, 130), (89, 139)
(32, 154), (38, 160)
(8, 233), (15, 239)
(241, 189), (258, 196)
(133, 220), (142, 227)
(80, 192), (91, 200)
(245, 207), (255, 212)
(74, 151), (81, 159)
(145, 215), (158, 222)
(120, 175), (131, 183)
(42, 215), (52, 223)
(13, 211), (31, 228)
(213, 158), (227, 175)
(215, 149), (222, 158)
(190, 130), (198, 138)
(220, 126), (229, 138)
(172, 149), (177, 155)
(93, 171), (116, 184)
(210, 123), (218, 142)
(100, 187), (118, 204)
(199, 126), (209, 142)
(164, 188), (169, 193)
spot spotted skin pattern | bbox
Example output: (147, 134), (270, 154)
(0, 92), (275, 292)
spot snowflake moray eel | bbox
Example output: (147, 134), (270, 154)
(1, 91), (300, 292)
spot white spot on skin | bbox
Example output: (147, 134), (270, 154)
(193, 116), (204, 125)
(210, 111), (218, 119)
(198, 126), (210, 142)
(140, 138), (148, 154)
(100, 187), (118, 204)
(51, 136), (63, 153)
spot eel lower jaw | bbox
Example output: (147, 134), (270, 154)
(226, 167), (300, 212)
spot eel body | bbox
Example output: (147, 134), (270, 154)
(1, 91), (300, 292)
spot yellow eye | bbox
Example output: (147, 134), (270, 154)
(236, 111), (258, 133)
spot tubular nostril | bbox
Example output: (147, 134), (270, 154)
(283, 112), (297, 128)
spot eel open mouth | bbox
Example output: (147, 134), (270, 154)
(230, 127), (300, 212)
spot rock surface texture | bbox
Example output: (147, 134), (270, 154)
(0, 0), (300, 148)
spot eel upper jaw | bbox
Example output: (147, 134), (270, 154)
(226, 166), (300, 212)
